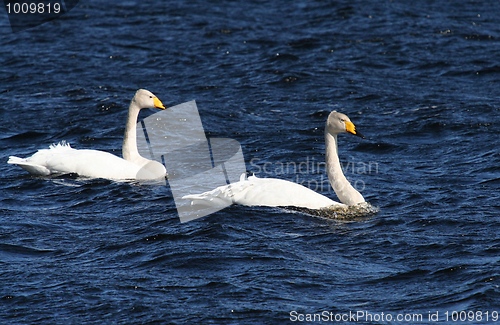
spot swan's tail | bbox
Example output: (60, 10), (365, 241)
(7, 156), (51, 176)
(181, 172), (250, 207)
(182, 187), (235, 208)
(7, 156), (24, 165)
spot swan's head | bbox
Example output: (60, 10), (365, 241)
(133, 89), (166, 110)
(326, 111), (364, 138)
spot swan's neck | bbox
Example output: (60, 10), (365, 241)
(122, 99), (146, 166)
(325, 131), (365, 205)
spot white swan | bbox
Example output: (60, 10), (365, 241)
(8, 89), (167, 180)
(183, 111), (367, 210)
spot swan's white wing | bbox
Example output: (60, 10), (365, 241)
(46, 149), (142, 179)
(183, 174), (344, 209)
(8, 143), (147, 180)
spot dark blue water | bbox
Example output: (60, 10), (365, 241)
(1, 1), (499, 324)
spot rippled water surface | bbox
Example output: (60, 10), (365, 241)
(1, 1), (499, 324)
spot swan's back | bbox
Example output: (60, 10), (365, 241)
(234, 175), (343, 208)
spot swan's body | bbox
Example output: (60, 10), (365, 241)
(183, 172), (343, 209)
(8, 89), (167, 180)
(183, 111), (366, 209)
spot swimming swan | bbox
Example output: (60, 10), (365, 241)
(8, 89), (167, 180)
(182, 111), (366, 209)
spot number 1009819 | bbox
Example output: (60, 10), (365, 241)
(5, 2), (62, 14)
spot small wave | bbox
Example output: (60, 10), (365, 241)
(0, 243), (56, 258)
(2, 131), (48, 142)
(478, 177), (500, 186)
